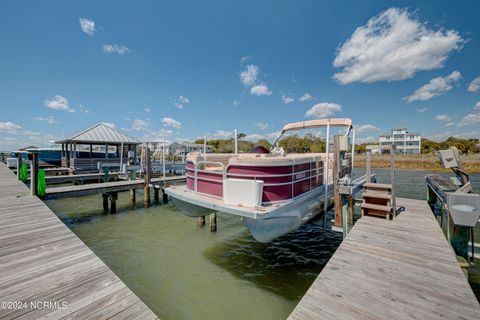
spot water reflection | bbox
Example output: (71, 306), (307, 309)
(204, 217), (342, 300)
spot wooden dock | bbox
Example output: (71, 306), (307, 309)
(44, 175), (186, 200)
(289, 197), (480, 320)
(0, 163), (159, 319)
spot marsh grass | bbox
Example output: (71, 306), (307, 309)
(354, 154), (480, 174)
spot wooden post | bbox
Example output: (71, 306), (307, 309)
(102, 193), (109, 212)
(130, 189), (136, 206)
(144, 147), (151, 208)
(162, 188), (168, 204)
(198, 216), (206, 228)
(210, 212), (217, 232)
(333, 136), (342, 227)
(390, 147), (396, 218)
(16, 153), (22, 181)
(110, 192), (117, 214)
(30, 152), (39, 196)
(348, 195), (354, 226)
(154, 187), (159, 203)
(366, 150), (371, 183)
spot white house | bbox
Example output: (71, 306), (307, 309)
(379, 128), (421, 154)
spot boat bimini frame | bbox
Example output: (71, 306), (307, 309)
(271, 118), (356, 227)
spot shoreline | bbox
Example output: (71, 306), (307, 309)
(354, 154), (480, 174)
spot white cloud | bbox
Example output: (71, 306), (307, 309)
(250, 84), (271, 96)
(356, 124), (380, 133)
(0, 121), (21, 132)
(426, 131), (452, 142)
(44, 95), (75, 112)
(243, 131), (280, 142)
(233, 99), (240, 107)
(404, 71), (461, 103)
(305, 102), (342, 118)
(79, 104), (90, 114)
(254, 122), (268, 130)
(458, 113), (480, 127)
(33, 116), (57, 124)
(162, 117), (182, 129)
(145, 108), (151, 113)
(79, 18), (95, 36)
(333, 8), (463, 84)
(103, 43), (129, 55)
(282, 94), (294, 104)
(243, 134), (265, 142)
(298, 93), (313, 102)
(356, 136), (376, 144)
(445, 122), (456, 127)
(456, 130), (480, 139)
(475, 101), (480, 111)
(416, 107), (428, 113)
(468, 76), (480, 92)
(174, 95), (190, 109)
(239, 65), (259, 86)
(132, 119), (149, 131)
(205, 130), (233, 140)
(435, 114), (451, 122)
(240, 56), (253, 63)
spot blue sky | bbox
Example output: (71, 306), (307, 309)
(1, 0), (479, 150)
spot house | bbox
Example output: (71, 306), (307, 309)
(365, 144), (381, 155)
(170, 142), (213, 156)
(379, 128), (421, 154)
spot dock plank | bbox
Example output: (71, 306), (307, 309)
(288, 197), (480, 320)
(0, 163), (158, 319)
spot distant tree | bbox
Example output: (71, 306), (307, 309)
(256, 139), (272, 149)
(237, 133), (246, 140)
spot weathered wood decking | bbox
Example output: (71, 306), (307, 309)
(289, 197), (480, 320)
(44, 175), (186, 199)
(0, 163), (159, 319)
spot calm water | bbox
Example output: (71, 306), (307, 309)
(45, 169), (480, 319)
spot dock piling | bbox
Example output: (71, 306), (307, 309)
(110, 192), (117, 214)
(29, 152), (39, 196)
(210, 212), (217, 232)
(154, 186), (159, 203)
(144, 146), (151, 208)
(102, 193), (109, 212)
(162, 188), (168, 203)
(16, 153), (22, 181)
(130, 189), (136, 206)
(198, 216), (206, 228)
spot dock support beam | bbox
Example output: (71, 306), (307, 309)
(102, 193), (109, 212)
(210, 212), (217, 232)
(144, 146), (151, 208)
(198, 216), (206, 228)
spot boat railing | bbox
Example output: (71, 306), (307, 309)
(193, 161), (226, 192)
(188, 160), (325, 199)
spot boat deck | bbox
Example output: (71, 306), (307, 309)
(288, 197), (480, 319)
(0, 163), (159, 319)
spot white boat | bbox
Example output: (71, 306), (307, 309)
(166, 118), (367, 242)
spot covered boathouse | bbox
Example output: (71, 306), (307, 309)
(56, 122), (142, 172)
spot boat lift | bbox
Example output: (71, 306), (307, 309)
(426, 149), (480, 259)
(271, 118), (359, 233)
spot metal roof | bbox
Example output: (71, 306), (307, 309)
(56, 123), (141, 145)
